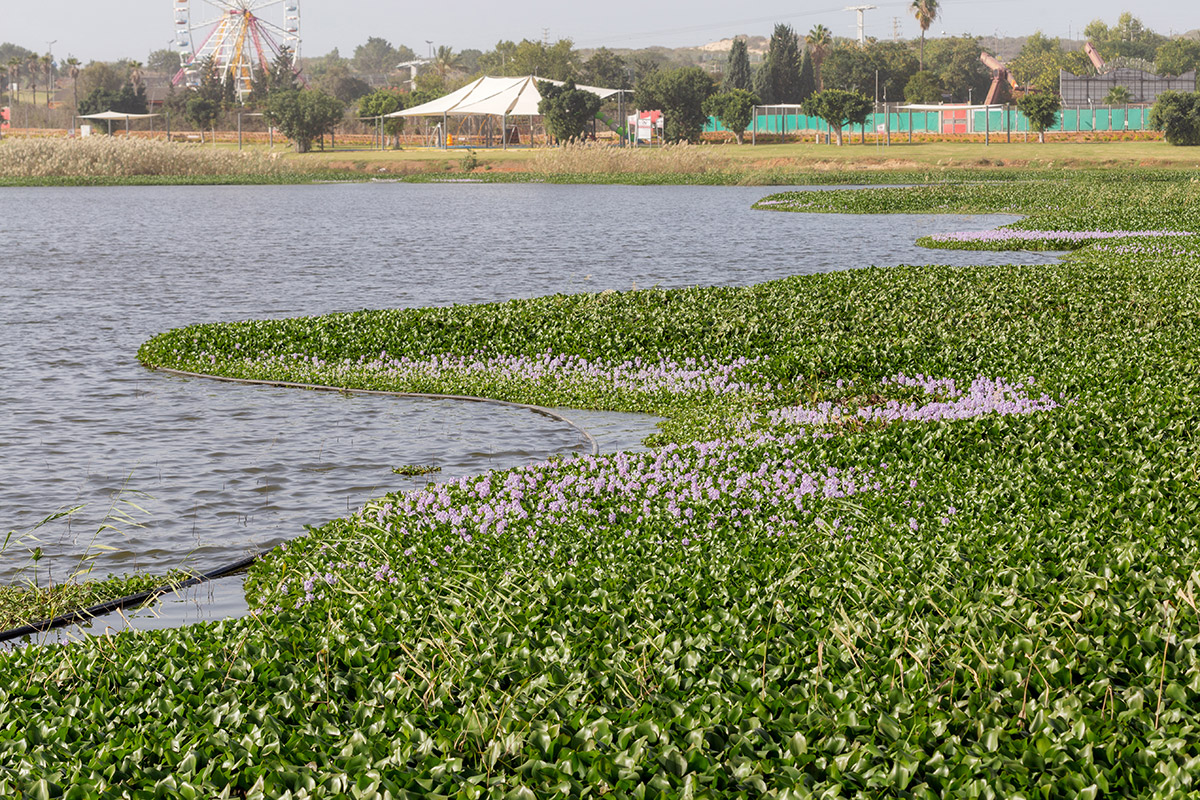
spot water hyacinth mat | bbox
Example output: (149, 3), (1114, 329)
(4, 177), (1200, 797)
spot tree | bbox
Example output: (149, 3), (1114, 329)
(538, 79), (602, 143)
(457, 49), (482, 75)
(1009, 31), (1091, 94)
(352, 37), (399, 76)
(581, 48), (629, 90)
(823, 41), (918, 101)
(64, 57), (81, 113)
(27, 54), (39, 107)
(805, 25), (833, 91)
(754, 24), (804, 104)
(487, 39), (577, 80)
(723, 39), (752, 92)
(821, 44), (874, 95)
(802, 88), (872, 145)
(924, 36), (990, 103)
(629, 54), (662, 88)
(250, 47), (300, 104)
(8, 57), (22, 108)
(1017, 91), (1061, 142)
(42, 54), (53, 107)
(1104, 85), (1132, 105)
(146, 48), (180, 75)
(634, 66), (716, 142)
(910, 0), (940, 70)
(78, 82), (147, 124)
(358, 88), (408, 147)
(268, 47), (300, 93)
(128, 61), (144, 100)
(433, 46), (460, 80)
(327, 74), (372, 103)
(1085, 13), (1166, 64)
(703, 88), (758, 143)
(1150, 91), (1200, 146)
(797, 47), (816, 102)
(77, 61), (124, 98)
(185, 94), (220, 142)
(904, 70), (942, 103)
(1156, 39), (1200, 78)
(265, 88), (345, 152)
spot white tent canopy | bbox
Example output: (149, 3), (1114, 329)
(76, 111), (160, 120)
(75, 110), (161, 135)
(388, 76), (621, 118)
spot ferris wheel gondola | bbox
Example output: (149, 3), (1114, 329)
(172, 0), (300, 100)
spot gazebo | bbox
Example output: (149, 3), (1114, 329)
(387, 76), (624, 148)
(75, 110), (160, 136)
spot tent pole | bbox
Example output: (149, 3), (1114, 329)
(503, 113), (507, 150)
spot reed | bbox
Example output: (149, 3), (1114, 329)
(0, 136), (284, 179)
(529, 140), (730, 175)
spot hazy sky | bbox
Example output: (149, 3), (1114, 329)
(5, 0), (1194, 63)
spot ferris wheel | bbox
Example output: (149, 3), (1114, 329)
(171, 0), (300, 99)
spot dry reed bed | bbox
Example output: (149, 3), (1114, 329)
(0, 136), (283, 178)
(529, 141), (731, 175)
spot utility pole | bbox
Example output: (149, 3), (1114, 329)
(845, 5), (877, 45)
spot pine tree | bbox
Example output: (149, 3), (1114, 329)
(753, 63), (772, 104)
(797, 47), (816, 102)
(723, 39), (753, 92)
(758, 24), (804, 105)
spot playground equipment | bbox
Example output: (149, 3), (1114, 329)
(980, 51), (1019, 105)
(171, 0), (300, 100)
(1084, 41), (1107, 73)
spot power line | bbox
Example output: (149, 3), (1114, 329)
(573, 2), (909, 47)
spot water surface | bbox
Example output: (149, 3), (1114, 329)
(0, 183), (1049, 584)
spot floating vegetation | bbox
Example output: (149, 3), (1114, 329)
(390, 464), (441, 476)
(6, 172), (1200, 796)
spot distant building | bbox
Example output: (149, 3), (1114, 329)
(1059, 67), (1196, 105)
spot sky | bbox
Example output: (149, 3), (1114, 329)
(3, 0), (1195, 64)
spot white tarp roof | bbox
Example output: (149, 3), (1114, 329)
(76, 111), (160, 119)
(388, 76), (621, 118)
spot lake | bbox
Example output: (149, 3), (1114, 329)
(0, 182), (1055, 585)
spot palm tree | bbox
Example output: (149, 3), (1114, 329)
(910, 0), (940, 71)
(41, 54), (54, 108)
(65, 57), (81, 113)
(27, 54), (40, 107)
(129, 60), (144, 96)
(6, 58), (20, 109)
(433, 46), (460, 79)
(805, 24), (833, 92)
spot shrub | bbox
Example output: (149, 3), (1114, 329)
(1150, 90), (1200, 146)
